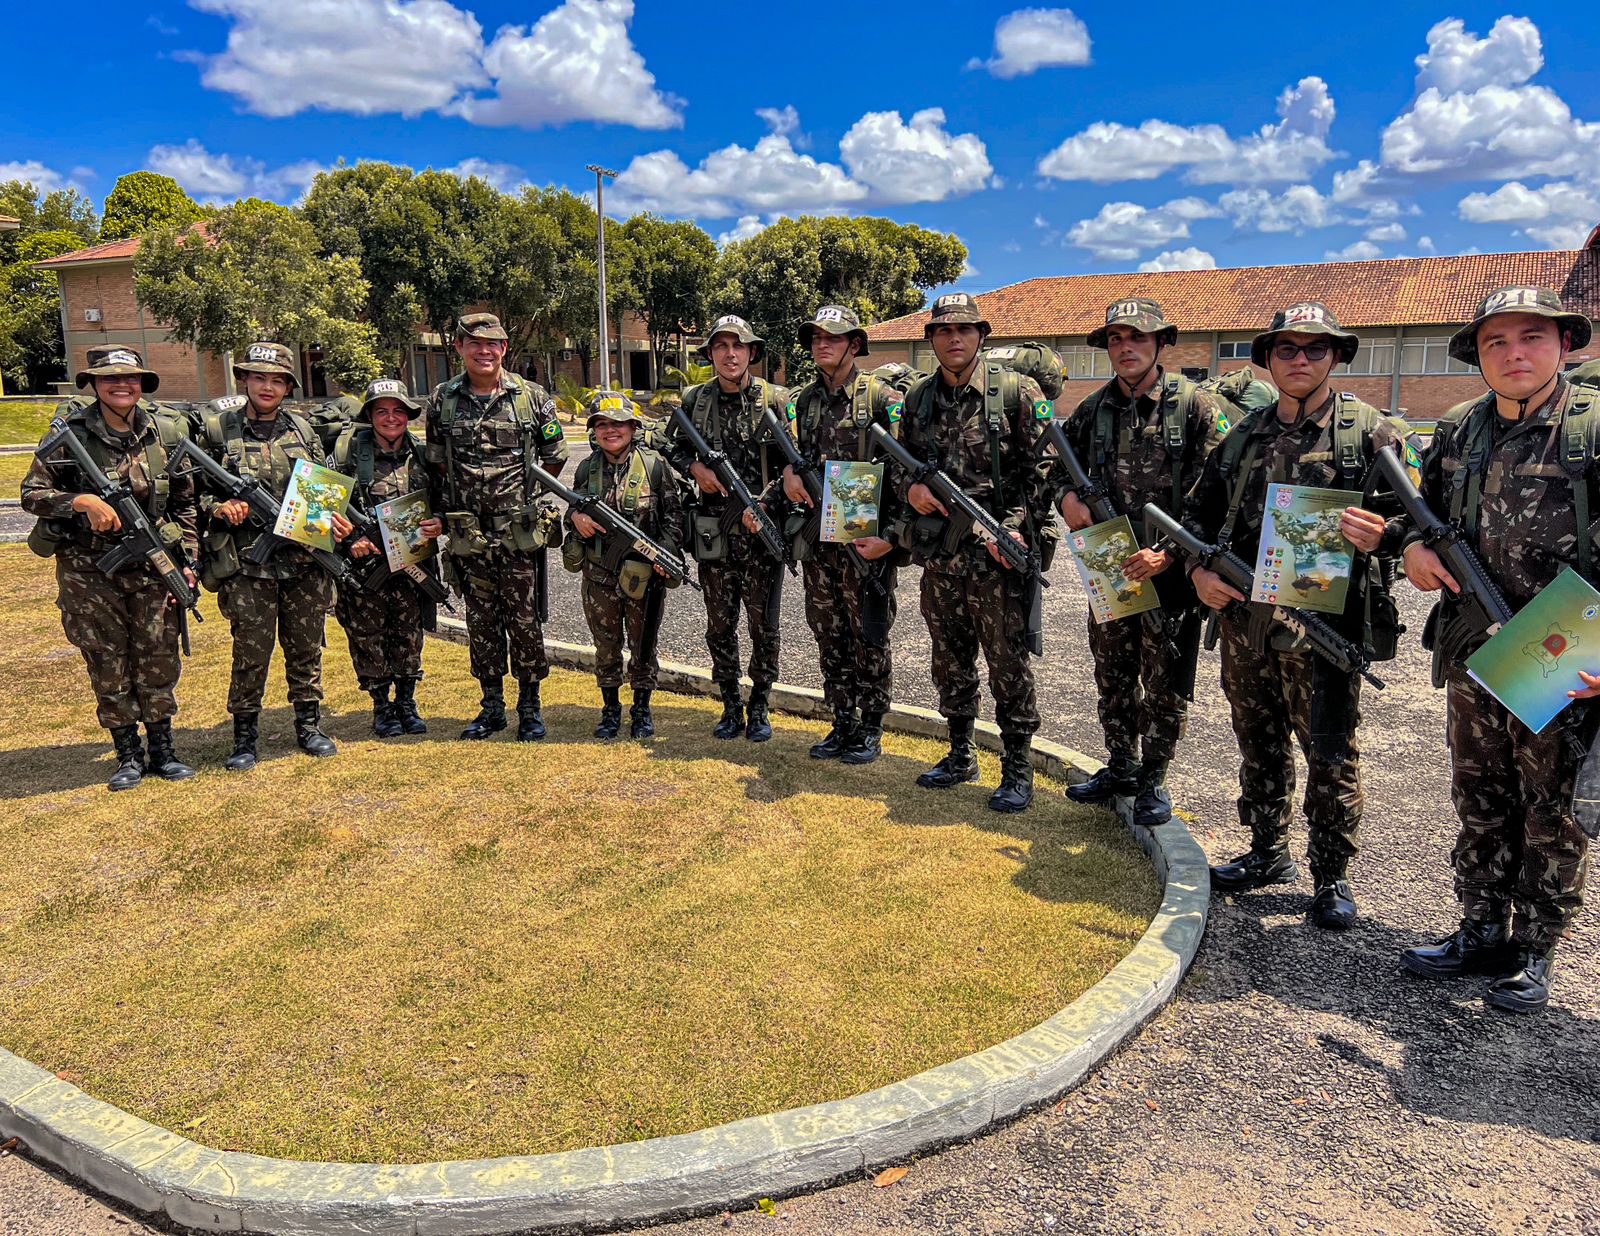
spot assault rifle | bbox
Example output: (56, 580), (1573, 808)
(36, 416), (203, 654)
(168, 437), (349, 580)
(1040, 419), (1118, 525)
(528, 458), (700, 591)
(1373, 444), (1512, 687)
(670, 405), (792, 570)
(1143, 503), (1385, 690)
(342, 506), (453, 608)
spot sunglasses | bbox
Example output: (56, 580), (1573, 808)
(1272, 341), (1333, 362)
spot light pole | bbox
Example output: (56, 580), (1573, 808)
(587, 164), (619, 390)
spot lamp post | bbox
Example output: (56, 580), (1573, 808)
(587, 164), (619, 390)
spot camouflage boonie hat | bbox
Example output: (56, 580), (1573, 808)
(923, 291), (990, 337)
(798, 305), (871, 356)
(75, 345), (159, 393)
(585, 390), (645, 427)
(1448, 286), (1593, 365)
(696, 314), (766, 363)
(1250, 302), (1359, 368)
(1087, 298), (1179, 350)
(456, 312), (508, 341)
(232, 341), (300, 389)
(358, 378), (422, 422)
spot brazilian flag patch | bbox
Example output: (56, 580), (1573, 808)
(785, 400), (797, 422)
(1033, 399), (1052, 421)
(886, 400), (903, 424)
(1405, 441), (1423, 469)
(541, 421), (563, 441)
(1216, 412), (1231, 434)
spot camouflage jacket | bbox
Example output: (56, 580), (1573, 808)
(424, 371), (567, 518)
(764, 367), (904, 526)
(565, 444), (685, 580)
(337, 427), (428, 517)
(663, 378), (791, 533)
(198, 404), (329, 580)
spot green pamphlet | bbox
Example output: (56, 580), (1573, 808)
(1467, 567), (1600, 733)
(820, 459), (884, 543)
(273, 459), (354, 553)
(1252, 483), (1355, 615)
(1065, 515), (1162, 624)
(376, 490), (436, 572)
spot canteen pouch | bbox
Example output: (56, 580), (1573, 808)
(783, 508), (812, 562)
(199, 524), (241, 591)
(506, 502), (562, 553)
(561, 533), (587, 573)
(618, 558), (654, 601)
(444, 511), (489, 558)
(26, 517), (68, 559)
(691, 512), (728, 562)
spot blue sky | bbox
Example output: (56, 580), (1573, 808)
(3, 2), (1597, 294)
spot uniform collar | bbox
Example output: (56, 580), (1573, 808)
(1256, 391), (1336, 437)
(85, 400), (153, 445)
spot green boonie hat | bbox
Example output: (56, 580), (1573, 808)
(798, 305), (871, 357)
(76, 345), (160, 393)
(1250, 301), (1359, 368)
(456, 312), (509, 341)
(696, 314), (766, 363)
(232, 341), (300, 389)
(1448, 285), (1593, 365)
(1087, 298), (1179, 350)
(585, 390), (645, 426)
(924, 291), (990, 337)
(359, 378), (422, 421)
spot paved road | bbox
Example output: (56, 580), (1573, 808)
(5, 516), (1597, 1235)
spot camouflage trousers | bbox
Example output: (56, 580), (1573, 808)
(1218, 612), (1364, 875)
(1086, 606), (1200, 765)
(699, 537), (782, 688)
(1446, 667), (1590, 950)
(802, 547), (897, 714)
(920, 560), (1038, 735)
(56, 560), (183, 729)
(580, 567), (661, 691)
(455, 546), (548, 686)
(217, 570), (335, 715)
(334, 577), (426, 692)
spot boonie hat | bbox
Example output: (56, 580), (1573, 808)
(76, 345), (159, 393)
(1250, 302), (1359, 368)
(1448, 286), (1592, 365)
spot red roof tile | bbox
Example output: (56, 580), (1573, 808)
(33, 235), (146, 267)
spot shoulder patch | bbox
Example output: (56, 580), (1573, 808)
(1033, 399), (1053, 422)
(539, 397), (557, 418)
(886, 399), (903, 424)
(785, 400), (797, 423)
(213, 395), (247, 412)
(1216, 411), (1231, 434)
(1404, 440), (1423, 469)
(541, 420), (564, 441)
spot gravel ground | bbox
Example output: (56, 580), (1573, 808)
(5, 501), (1598, 1235)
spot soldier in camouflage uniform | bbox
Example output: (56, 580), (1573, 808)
(893, 292), (1053, 813)
(1055, 300), (1230, 826)
(333, 379), (437, 738)
(1400, 287), (1598, 1012)
(423, 313), (568, 742)
(563, 392), (686, 740)
(22, 347), (199, 790)
(1183, 303), (1411, 929)
(197, 342), (352, 768)
(663, 314), (791, 742)
(770, 305), (904, 764)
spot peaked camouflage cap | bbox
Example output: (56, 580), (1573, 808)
(585, 390), (645, 427)
(76, 345), (160, 393)
(696, 314), (766, 363)
(359, 378), (422, 421)
(456, 312), (509, 341)
(1250, 301), (1359, 367)
(798, 304), (871, 356)
(1087, 297), (1179, 350)
(1448, 285), (1593, 365)
(923, 291), (990, 337)
(232, 341), (300, 389)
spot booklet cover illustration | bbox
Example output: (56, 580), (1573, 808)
(1467, 567), (1600, 733)
(1065, 515), (1162, 624)
(1252, 483), (1355, 615)
(820, 459), (884, 543)
(273, 459), (354, 553)
(375, 490), (436, 571)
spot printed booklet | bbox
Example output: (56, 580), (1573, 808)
(1252, 483), (1355, 616)
(820, 459), (884, 543)
(1467, 567), (1600, 733)
(375, 490), (436, 571)
(1065, 515), (1162, 624)
(274, 459), (354, 553)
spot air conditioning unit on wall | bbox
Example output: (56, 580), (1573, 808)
(84, 309), (102, 323)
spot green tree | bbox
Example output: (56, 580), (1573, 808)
(523, 186), (603, 385)
(0, 230), (84, 393)
(618, 214), (714, 383)
(0, 180), (99, 249)
(134, 200), (382, 390)
(99, 172), (203, 242)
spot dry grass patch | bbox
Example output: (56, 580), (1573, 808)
(0, 546), (1159, 1163)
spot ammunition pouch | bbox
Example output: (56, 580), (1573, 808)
(505, 502), (561, 554)
(783, 508), (813, 562)
(1364, 584), (1404, 664)
(443, 512), (490, 558)
(1036, 521), (1060, 573)
(200, 524), (241, 591)
(561, 533), (588, 573)
(26, 517), (69, 559)
(618, 558), (654, 601)
(691, 511), (729, 562)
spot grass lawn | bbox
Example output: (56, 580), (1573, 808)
(0, 546), (1159, 1164)
(0, 400), (60, 444)
(0, 450), (33, 495)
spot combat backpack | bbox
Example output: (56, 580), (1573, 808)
(981, 341), (1065, 400)
(684, 377), (782, 487)
(331, 424), (428, 508)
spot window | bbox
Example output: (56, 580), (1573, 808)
(1060, 346), (1111, 380)
(1400, 337), (1475, 375)
(1218, 341), (1253, 361)
(1338, 339), (1395, 376)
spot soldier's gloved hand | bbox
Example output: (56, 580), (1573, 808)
(1121, 547), (1172, 581)
(418, 517), (444, 539)
(1192, 565), (1246, 611)
(853, 536), (893, 561)
(72, 493), (121, 534)
(570, 512), (602, 539)
(782, 466), (812, 507)
(349, 537), (380, 558)
(215, 499), (251, 526)
(986, 529), (1027, 568)
(908, 482), (948, 517)
(691, 461), (728, 496)
(1401, 543), (1459, 594)
(1340, 506), (1386, 554)
(329, 511), (354, 541)
(1059, 491), (1093, 531)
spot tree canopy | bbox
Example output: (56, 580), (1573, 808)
(99, 173), (204, 243)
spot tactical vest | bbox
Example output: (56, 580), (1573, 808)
(434, 375), (556, 509)
(793, 371), (896, 458)
(201, 396), (320, 482)
(332, 424), (428, 509)
(685, 378), (780, 487)
(1083, 372), (1195, 511)
(905, 361), (1024, 520)
(570, 447), (664, 568)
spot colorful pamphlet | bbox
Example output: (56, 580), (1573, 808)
(375, 490), (436, 572)
(1065, 515), (1162, 624)
(273, 459), (354, 553)
(819, 459), (884, 543)
(1467, 567), (1600, 733)
(1251, 483), (1355, 616)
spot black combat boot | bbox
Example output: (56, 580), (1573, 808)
(143, 719), (195, 781)
(630, 690), (654, 739)
(370, 682), (402, 738)
(460, 678), (507, 740)
(1308, 869), (1358, 930)
(713, 682), (745, 740)
(1066, 754), (1140, 804)
(745, 686), (773, 743)
(225, 712), (259, 772)
(841, 711), (884, 765)
(516, 681), (545, 742)
(1485, 945), (1556, 1013)
(107, 724), (145, 792)
(1401, 917), (1515, 980)
(1132, 760), (1174, 827)
(294, 701), (338, 757)
(917, 717), (980, 789)
(392, 678), (427, 735)
(809, 708), (857, 760)
(988, 733), (1035, 813)
(595, 686), (623, 739)
(1210, 847), (1299, 893)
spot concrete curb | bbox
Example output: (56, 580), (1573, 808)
(0, 623), (1210, 1235)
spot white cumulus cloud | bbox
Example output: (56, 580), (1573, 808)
(1066, 197), (1222, 262)
(1458, 180), (1600, 248)
(446, 157), (526, 192)
(839, 108), (995, 204)
(714, 216), (766, 247)
(1324, 240), (1383, 262)
(968, 8), (1091, 78)
(1139, 247), (1216, 272)
(146, 140), (327, 204)
(0, 160), (78, 194)
(1414, 16), (1543, 94)
(1365, 222), (1407, 242)
(1219, 184), (1341, 233)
